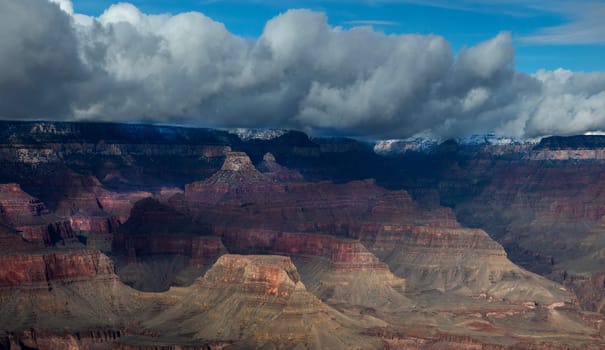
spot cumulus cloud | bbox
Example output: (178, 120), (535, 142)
(49, 0), (74, 14)
(1, 0), (605, 139)
(0, 0), (86, 119)
(525, 69), (605, 136)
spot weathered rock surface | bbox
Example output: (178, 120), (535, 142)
(0, 249), (115, 289)
(177, 153), (571, 306)
(450, 161), (605, 312)
(257, 152), (304, 182)
(2, 122), (605, 349)
(367, 135), (605, 323)
(137, 254), (385, 350)
(216, 228), (411, 308)
(0, 247), (145, 350)
(0, 183), (75, 245)
(113, 199), (224, 291)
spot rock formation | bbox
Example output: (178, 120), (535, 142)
(257, 152), (305, 182)
(178, 154), (571, 306)
(217, 228), (411, 309)
(0, 247), (141, 350)
(202, 151), (270, 185)
(0, 183), (75, 245)
(132, 254), (385, 350)
(113, 198), (224, 291)
(1, 121), (605, 349)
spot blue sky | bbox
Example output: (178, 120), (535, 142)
(71, 0), (605, 73)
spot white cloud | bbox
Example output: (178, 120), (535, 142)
(457, 32), (514, 79)
(524, 69), (605, 136)
(0, 0), (605, 139)
(99, 3), (144, 26)
(49, 0), (73, 15)
(0, 0), (84, 119)
(463, 88), (490, 111)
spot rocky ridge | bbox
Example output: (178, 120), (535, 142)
(1, 121), (605, 348)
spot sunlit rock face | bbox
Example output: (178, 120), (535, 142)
(167, 150), (574, 319)
(0, 122), (605, 349)
(0, 249), (115, 289)
(419, 136), (605, 314)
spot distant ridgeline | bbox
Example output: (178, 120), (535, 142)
(534, 135), (605, 149)
(3, 120), (605, 194)
(0, 120), (236, 145)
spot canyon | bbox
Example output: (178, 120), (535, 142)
(1, 121), (605, 349)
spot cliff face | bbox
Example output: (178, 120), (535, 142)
(219, 228), (387, 268)
(216, 228), (411, 308)
(135, 254), (385, 350)
(177, 153), (570, 305)
(0, 249), (115, 289)
(0, 247), (143, 350)
(111, 198), (223, 291)
(0, 183), (75, 246)
(450, 161), (605, 311)
(257, 152), (305, 182)
(2, 122), (605, 349)
(375, 136), (605, 318)
(0, 121), (318, 195)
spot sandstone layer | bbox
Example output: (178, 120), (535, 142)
(1, 122), (605, 349)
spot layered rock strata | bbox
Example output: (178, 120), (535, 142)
(216, 228), (410, 308)
(137, 254), (385, 350)
(0, 247), (143, 350)
(178, 152), (572, 306)
(0, 183), (75, 245)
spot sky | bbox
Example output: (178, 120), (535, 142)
(1, 0), (605, 139)
(71, 0), (605, 73)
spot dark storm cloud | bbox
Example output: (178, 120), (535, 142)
(0, 0), (86, 119)
(1, 0), (605, 139)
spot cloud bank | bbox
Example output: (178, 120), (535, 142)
(1, 0), (604, 139)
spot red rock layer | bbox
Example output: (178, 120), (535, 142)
(0, 183), (76, 245)
(47, 172), (151, 225)
(0, 183), (50, 222)
(181, 177), (457, 232)
(355, 224), (504, 252)
(0, 249), (116, 289)
(0, 231), (32, 252)
(69, 214), (120, 231)
(120, 235), (226, 264)
(113, 198), (220, 264)
(18, 221), (75, 246)
(137, 254), (383, 349)
(218, 228), (388, 271)
(175, 152), (571, 304)
(453, 162), (605, 274)
(97, 190), (152, 224)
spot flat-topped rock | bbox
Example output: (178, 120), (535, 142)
(220, 151), (257, 172)
(199, 151), (269, 186)
(137, 254), (384, 349)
